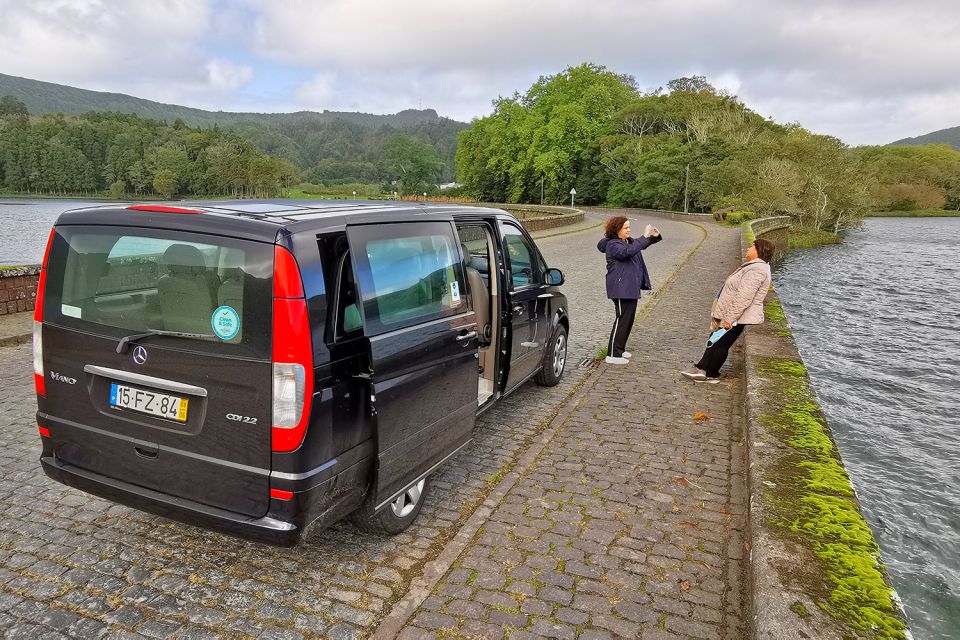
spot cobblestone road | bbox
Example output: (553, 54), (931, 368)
(394, 221), (748, 639)
(0, 215), (705, 639)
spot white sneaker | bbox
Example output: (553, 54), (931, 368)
(622, 351), (632, 358)
(680, 367), (707, 381)
(605, 356), (629, 365)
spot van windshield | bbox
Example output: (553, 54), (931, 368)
(44, 226), (274, 358)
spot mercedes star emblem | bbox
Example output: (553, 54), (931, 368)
(132, 345), (148, 365)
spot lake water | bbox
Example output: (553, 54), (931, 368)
(774, 217), (960, 640)
(0, 199), (115, 265)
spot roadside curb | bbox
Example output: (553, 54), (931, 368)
(371, 215), (710, 638)
(0, 332), (31, 348)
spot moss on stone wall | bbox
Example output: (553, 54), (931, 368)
(756, 356), (907, 639)
(763, 299), (792, 338)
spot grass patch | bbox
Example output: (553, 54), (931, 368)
(594, 345), (608, 362)
(789, 227), (841, 249)
(867, 209), (960, 217)
(757, 356), (907, 639)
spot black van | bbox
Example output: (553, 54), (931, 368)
(33, 201), (569, 545)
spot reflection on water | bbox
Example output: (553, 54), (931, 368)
(0, 199), (115, 265)
(774, 217), (960, 640)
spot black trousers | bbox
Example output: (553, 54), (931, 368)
(696, 323), (746, 377)
(608, 298), (638, 358)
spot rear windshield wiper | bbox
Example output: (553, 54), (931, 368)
(116, 329), (214, 353)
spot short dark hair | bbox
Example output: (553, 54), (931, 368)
(754, 238), (775, 263)
(604, 216), (629, 239)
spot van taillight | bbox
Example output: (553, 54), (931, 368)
(33, 228), (55, 398)
(271, 246), (313, 452)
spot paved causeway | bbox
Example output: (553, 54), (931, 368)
(0, 214), (748, 639)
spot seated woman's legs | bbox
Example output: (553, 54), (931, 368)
(696, 324), (746, 378)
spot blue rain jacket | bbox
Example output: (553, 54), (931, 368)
(597, 234), (661, 300)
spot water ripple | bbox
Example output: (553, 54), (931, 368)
(775, 217), (960, 640)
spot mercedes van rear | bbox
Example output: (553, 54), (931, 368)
(35, 205), (312, 544)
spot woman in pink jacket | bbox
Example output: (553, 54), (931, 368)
(681, 238), (774, 383)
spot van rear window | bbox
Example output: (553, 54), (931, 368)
(44, 226), (274, 357)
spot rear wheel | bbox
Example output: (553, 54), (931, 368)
(535, 324), (567, 387)
(351, 476), (431, 535)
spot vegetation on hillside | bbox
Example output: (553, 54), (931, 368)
(0, 72), (466, 185)
(0, 96), (458, 198)
(456, 64), (960, 235)
(891, 124), (960, 151)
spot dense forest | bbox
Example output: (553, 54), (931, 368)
(456, 64), (960, 232)
(0, 95), (459, 197)
(0, 72), (466, 190)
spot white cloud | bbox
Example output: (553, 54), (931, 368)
(0, 0), (958, 142)
(246, 0), (960, 142)
(0, 0), (252, 103)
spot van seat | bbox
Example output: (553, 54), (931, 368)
(159, 244), (219, 334)
(465, 266), (491, 345)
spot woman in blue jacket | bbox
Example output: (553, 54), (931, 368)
(597, 216), (661, 364)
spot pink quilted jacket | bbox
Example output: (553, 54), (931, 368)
(711, 259), (772, 325)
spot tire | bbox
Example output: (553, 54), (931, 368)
(350, 476), (431, 535)
(535, 323), (567, 387)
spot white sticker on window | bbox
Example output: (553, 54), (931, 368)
(449, 281), (461, 305)
(61, 304), (82, 318)
(211, 306), (241, 340)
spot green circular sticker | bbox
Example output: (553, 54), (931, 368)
(211, 306), (240, 340)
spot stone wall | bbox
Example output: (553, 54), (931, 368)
(748, 216), (791, 262)
(741, 223), (910, 639)
(0, 266), (40, 315)
(470, 203), (585, 232)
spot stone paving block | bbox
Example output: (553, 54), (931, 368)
(394, 219), (748, 639)
(1, 218), (748, 640)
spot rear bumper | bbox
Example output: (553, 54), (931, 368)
(41, 455), (303, 546)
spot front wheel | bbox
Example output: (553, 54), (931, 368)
(535, 324), (567, 387)
(350, 476), (431, 535)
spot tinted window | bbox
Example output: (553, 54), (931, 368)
(349, 222), (467, 334)
(501, 223), (542, 288)
(44, 226), (273, 357)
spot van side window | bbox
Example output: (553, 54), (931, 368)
(348, 222), (468, 334)
(501, 223), (542, 288)
(333, 249), (363, 340)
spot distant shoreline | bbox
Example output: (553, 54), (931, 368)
(866, 209), (960, 217)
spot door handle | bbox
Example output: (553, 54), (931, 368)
(512, 305), (525, 314)
(456, 331), (478, 343)
(134, 445), (158, 459)
(537, 293), (554, 299)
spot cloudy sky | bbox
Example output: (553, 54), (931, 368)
(1, 0), (957, 145)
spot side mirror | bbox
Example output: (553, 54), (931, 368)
(545, 268), (564, 286)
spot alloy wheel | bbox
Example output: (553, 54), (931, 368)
(553, 333), (567, 377)
(390, 478), (425, 518)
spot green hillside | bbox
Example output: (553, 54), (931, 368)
(0, 72), (468, 181)
(890, 125), (960, 151)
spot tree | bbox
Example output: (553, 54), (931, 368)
(667, 76), (716, 94)
(385, 134), (443, 194)
(456, 63), (639, 203)
(153, 169), (177, 198)
(0, 95), (29, 117)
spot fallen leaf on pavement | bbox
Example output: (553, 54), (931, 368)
(679, 581), (690, 591)
(693, 412), (710, 421)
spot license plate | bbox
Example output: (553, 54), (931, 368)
(109, 383), (188, 422)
